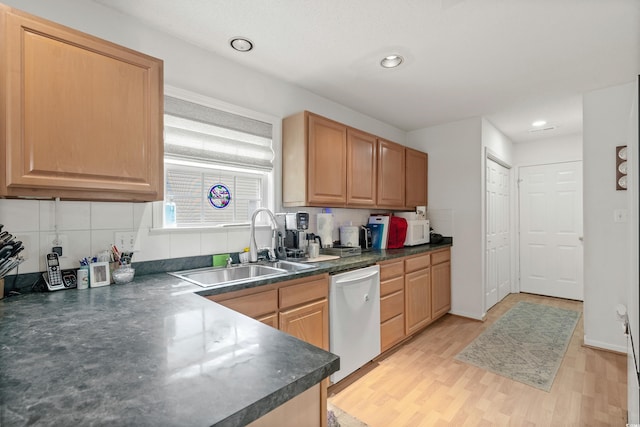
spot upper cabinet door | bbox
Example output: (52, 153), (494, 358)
(307, 113), (347, 205)
(377, 139), (405, 208)
(1, 6), (164, 201)
(346, 128), (376, 207)
(405, 148), (428, 208)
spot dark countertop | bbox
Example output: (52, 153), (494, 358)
(194, 239), (453, 298)
(0, 240), (451, 426)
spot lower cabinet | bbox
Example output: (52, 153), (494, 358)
(211, 288), (278, 325)
(378, 247), (452, 354)
(247, 383), (321, 427)
(405, 266), (432, 335)
(404, 253), (432, 335)
(206, 275), (329, 349)
(280, 300), (329, 350)
(378, 259), (406, 352)
(257, 312), (279, 329)
(205, 274), (329, 427)
(431, 248), (452, 319)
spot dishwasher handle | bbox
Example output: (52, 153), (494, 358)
(333, 270), (379, 285)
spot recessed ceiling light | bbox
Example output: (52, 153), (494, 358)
(531, 120), (547, 127)
(380, 55), (404, 68)
(230, 37), (253, 52)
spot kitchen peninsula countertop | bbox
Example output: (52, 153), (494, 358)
(0, 240), (451, 426)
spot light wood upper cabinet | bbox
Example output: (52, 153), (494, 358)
(308, 114), (347, 205)
(283, 112), (347, 207)
(283, 111), (428, 210)
(346, 128), (377, 206)
(0, 5), (163, 201)
(405, 148), (428, 208)
(377, 139), (405, 209)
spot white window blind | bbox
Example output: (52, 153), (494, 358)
(163, 95), (273, 227)
(164, 96), (274, 170)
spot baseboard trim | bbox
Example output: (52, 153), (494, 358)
(449, 309), (484, 321)
(583, 335), (627, 354)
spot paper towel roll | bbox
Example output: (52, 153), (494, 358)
(316, 213), (334, 248)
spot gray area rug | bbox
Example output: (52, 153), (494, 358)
(328, 402), (368, 427)
(455, 301), (580, 391)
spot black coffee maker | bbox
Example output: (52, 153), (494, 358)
(284, 212), (309, 258)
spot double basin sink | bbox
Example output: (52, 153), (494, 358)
(170, 260), (316, 288)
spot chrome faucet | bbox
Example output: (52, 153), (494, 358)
(249, 208), (280, 263)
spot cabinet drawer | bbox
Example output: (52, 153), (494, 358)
(381, 290), (404, 323)
(379, 260), (404, 281)
(380, 276), (404, 297)
(381, 314), (405, 352)
(212, 289), (278, 319)
(431, 249), (451, 265)
(405, 253), (430, 273)
(257, 313), (279, 329)
(279, 276), (328, 310)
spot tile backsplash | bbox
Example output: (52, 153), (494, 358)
(0, 199), (393, 275)
(0, 200), (270, 274)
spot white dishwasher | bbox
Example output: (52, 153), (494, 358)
(329, 265), (381, 383)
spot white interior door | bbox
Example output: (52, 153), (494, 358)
(486, 157), (511, 311)
(519, 161), (584, 300)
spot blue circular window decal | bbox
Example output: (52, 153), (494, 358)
(208, 184), (231, 209)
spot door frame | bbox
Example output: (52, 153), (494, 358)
(482, 148), (515, 316)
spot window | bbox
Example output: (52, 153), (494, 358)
(165, 163), (267, 226)
(163, 93), (275, 228)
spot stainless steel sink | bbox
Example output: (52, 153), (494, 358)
(170, 264), (287, 288)
(266, 260), (316, 272)
(170, 260), (318, 288)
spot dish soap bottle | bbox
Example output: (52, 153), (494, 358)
(164, 196), (177, 228)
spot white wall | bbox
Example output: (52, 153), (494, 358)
(514, 133), (582, 166)
(0, 0), (406, 272)
(408, 118), (485, 319)
(583, 82), (635, 353)
(482, 119), (514, 165)
(626, 78), (639, 424)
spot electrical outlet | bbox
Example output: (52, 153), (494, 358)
(613, 209), (628, 223)
(48, 234), (68, 258)
(114, 232), (136, 252)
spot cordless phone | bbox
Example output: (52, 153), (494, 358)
(44, 252), (64, 291)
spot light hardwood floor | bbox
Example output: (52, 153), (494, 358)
(328, 293), (627, 426)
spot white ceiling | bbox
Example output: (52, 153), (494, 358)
(94, 0), (639, 143)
